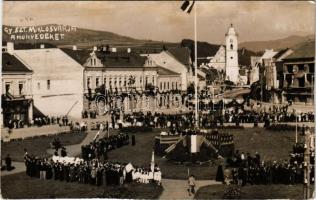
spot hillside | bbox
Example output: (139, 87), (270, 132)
(239, 35), (314, 52)
(2, 24), (163, 48)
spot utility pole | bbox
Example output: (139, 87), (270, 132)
(194, 2), (199, 128)
(303, 127), (311, 199)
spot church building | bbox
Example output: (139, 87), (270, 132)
(198, 24), (240, 84)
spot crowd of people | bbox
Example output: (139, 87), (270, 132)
(220, 146), (315, 186)
(6, 115), (70, 129)
(24, 155), (162, 186)
(81, 133), (130, 161)
(114, 110), (314, 131)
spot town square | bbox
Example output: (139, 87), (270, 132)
(1, 1), (315, 199)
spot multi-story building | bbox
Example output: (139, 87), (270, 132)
(63, 46), (184, 113)
(281, 40), (314, 106)
(1, 45), (33, 127)
(5, 42), (85, 119)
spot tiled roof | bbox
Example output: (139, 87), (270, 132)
(283, 40), (315, 60)
(2, 53), (32, 73)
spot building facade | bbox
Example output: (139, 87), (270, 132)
(10, 43), (84, 119)
(63, 47), (185, 114)
(1, 49), (33, 127)
(281, 41), (314, 106)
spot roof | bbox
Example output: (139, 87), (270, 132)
(167, 47), (191, 66)
(61, 48), (91, 65)
(157, 67), (180, 76)
(181, 39), (221, 60)
(226, 24), (237, 36)
(13, 48), (83, 79)
(273, 48), (290, 59)
(62, 48), (146, 67)
(97, 51), (146, 67)
(259, 50), (279, 62)
(238, 48), (258, 66)
(2, 52), (32, 73)
(283, 40), (315, 60)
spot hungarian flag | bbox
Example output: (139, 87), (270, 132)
(181, 0), (195, 14)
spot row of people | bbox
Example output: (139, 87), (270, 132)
(24, 155), (161, 186)
(81, 133), (129, 161)
(6, 116), (70, 129)
(223, 151), (315, 186)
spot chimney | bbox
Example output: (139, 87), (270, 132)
(73, 45), (77, 51)
(7, 42), (14, 55)
(93, 46), (97, 51)
(40, 44), (45, 49)
(111, 47), (117, 53)
(127, 48), (131, 53)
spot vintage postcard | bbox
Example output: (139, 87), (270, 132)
(1, 1), (315, 199)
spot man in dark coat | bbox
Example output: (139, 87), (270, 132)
(215, 164), (224, 182)
(5, 154), (13, 171)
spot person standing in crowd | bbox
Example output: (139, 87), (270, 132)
(216, 164), (224, 183)
(5, 154), (12, 171)
(188, 174), (196, 196)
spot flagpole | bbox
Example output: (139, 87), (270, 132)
(194, 2), (199, 128)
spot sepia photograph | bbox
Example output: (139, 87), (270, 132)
(1, 0), (315, 199)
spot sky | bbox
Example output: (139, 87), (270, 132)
(3, 1), (315, 44)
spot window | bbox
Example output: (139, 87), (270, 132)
(87, 77), (91, 88)
(230, 44), (233, 50)
(37, 82), (41, 90)
(90, 59), (93, 66)
(146, 76), (148, 85)
(47, 80), (50, 90)
(164, 82), (166, 90)
(176, 82), (178, 90)
(94, 59), (96, 66)
(160, 82), (162, 90)
(167, 82), (170, 90)
(19, 83), (24, 95)
(172, 82), (174, 90)
(104, 77), (106, 86)
(96, 77), (99, 87)
(152, 76), (155, 85)
(5, 82), (11, 94)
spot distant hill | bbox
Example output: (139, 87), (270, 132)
(239, 35), (314, 52)
(2, 24), (172, 48)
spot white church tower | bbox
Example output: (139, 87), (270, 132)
(225, 24), (239, 84)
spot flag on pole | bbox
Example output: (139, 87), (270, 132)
(181, 0), (195, 14)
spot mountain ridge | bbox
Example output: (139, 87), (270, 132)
(239, 35), (314, 52)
